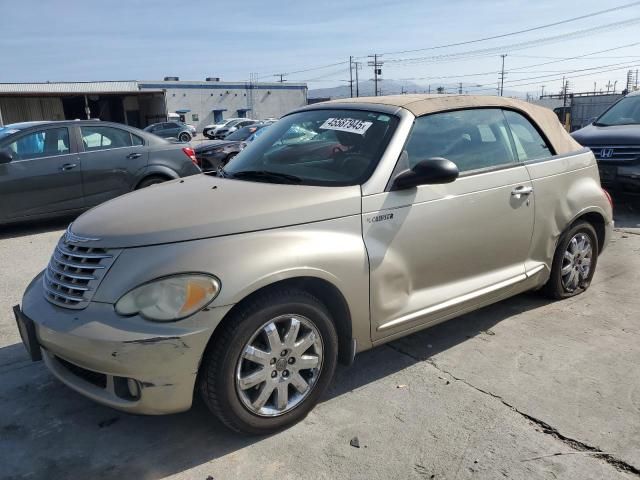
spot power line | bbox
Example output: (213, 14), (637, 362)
(379, 1), (640, 56)
(385, 17), (640, 66)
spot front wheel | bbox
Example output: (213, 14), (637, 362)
(200, 288), (338, 434)
(179, 132), (191, 142)
(542, 221), (599, 299)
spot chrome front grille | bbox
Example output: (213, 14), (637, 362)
(587, 145), (640, 162)
(43, 239), (118, 309)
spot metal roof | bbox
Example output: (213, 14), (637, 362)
(0, 81), (141, 94)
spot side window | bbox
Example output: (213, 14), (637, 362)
(503, 110), (552, 161)
(7, 128), (70, 160)
(403, 109), (516, 174)
(131, 133), (144, 146)
(81, 126), (133, 151)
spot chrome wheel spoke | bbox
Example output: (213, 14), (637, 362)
(275, 382), (288, 410)
(239, 368), (267, 390)
(283, 317), (301, 348)
(294, 332), (316, 356)
(264, 322), (283, 353)
(243, 346), (270, 366)
(290, 372), (310, 394)
(252, 382), (275, 410)
(297, 354), (320, 370)
(561, 263), (573, 275)
(563, 251), (574, 263)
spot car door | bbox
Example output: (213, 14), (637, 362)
(0, 126), (84, 222)
(79, 125), (148, 207)
(363, 108), (535, 341)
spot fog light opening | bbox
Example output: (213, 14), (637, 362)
(127, 378), (141, 399)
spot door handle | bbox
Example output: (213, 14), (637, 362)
(127, 153), (142, 159)
(511, 185), (533, 196)
(60, 163), (77, 171)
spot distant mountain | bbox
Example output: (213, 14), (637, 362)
(309, 80), (523, 99)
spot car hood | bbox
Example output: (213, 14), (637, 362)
(571, 123), (640, 146)
(194, 140), (235, 152)
(70, 174), (362, 248)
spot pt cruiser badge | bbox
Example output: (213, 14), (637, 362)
(15, 95), (613, 434)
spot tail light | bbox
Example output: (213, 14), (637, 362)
(602, 188), (613, 209)
(182, 147), (200, 168)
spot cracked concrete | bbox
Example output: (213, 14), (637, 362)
(0, 207), (639, 479)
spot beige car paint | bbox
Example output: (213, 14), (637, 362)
(19, 95), (613, 415)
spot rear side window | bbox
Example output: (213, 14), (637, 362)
(7, 127), (70, 160)
(503, 110), (552, 161)
(403, 108), (516, 174)
(131, 133), (144, 146)
(81, 126), (132, 151)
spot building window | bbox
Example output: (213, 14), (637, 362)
(192, 113), (199, 122)
(214, 111), (224, 123)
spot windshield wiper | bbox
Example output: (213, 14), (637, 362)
(229, 170), (302, 184)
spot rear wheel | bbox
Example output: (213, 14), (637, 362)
(542, 221), (599, 299)
(200, 288), (338, 434)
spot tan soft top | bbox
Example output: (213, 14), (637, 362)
(326, 94), (582, 155)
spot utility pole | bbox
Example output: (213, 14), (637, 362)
(428, 84), (431, 94)
(499, 54), (507, 96)
(541, 85), (545, 98)
(368, 54), (383, 96)
(275, 73), (286, 83)
(606, 80), (612, 93)
(458, 82), (463, 94)
(354, 62), (360, 97)
(349, 56), (354, 98)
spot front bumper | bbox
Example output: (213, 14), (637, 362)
(599, 164), (640, 193)
(20, 272), (233, 414)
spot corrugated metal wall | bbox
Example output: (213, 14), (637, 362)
(0, 97), (65, 124)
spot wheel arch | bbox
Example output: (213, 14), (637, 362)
(134, 166), (179, 188)
(210, 276), (354, 366)
(572, 210), (606, 253)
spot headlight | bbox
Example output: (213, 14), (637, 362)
(115, 274), (220, 321)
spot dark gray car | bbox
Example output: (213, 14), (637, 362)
(0, 120), (201, 224)
(143, 122), (193, 142)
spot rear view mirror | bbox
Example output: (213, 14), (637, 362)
(0, 149), (13, 165)
(391, 157), (459, 190)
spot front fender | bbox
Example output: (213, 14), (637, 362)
(94, 215), (371, 351)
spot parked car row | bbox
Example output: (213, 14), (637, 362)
(0, 120), (201, 225)
(195, 124), (269, 171)
(203, 118), (277, 139)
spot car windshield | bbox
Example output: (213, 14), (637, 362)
(595, 95), (640, 126)
(222, 109), (399, 186)
(225, 125), (264, 141)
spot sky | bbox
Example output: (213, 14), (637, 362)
(1, 0), (640, 97)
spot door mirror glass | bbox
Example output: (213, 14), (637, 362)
(0, 148), (13, 164)
(391, 158), (459, 190)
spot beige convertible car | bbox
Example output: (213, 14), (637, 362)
(16, 95), (613, 434)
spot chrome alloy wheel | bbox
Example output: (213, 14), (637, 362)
(561, 232), (593, 292)
(235, 315), (324, 417)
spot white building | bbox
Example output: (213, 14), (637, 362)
(0, 78), (308, 132)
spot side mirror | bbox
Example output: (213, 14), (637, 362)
(0, 149), (13, 165)
(391, 157), (459, 190)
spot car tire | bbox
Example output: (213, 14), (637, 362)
(200, 288), (338, 435)
(541, 221), (599, 299)
(136, 175), (169, 189)
(179, 132), (191, 142)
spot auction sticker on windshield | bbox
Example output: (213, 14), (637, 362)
(320, 118), (373, 135)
